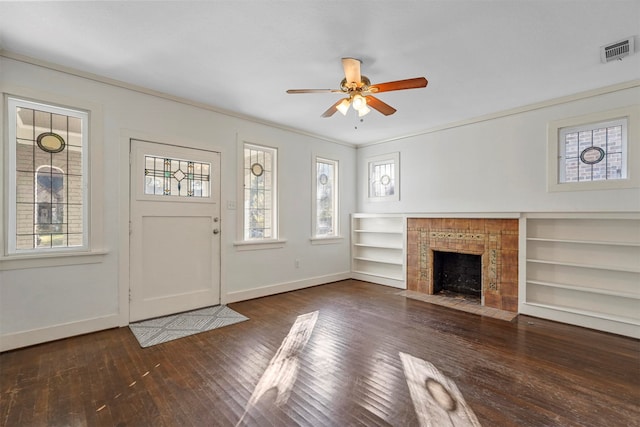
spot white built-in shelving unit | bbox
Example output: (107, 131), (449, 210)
(520, 213), (640, 338)
(351, 213), (406, 288)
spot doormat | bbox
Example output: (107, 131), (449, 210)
(129, 305), (249, 348)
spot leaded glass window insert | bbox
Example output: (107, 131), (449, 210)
(369, 160), (395, 198)
(243, 143), (277, 240)
(315, 157), (338, 237)
(144, 155), (210, 197)
(8, 97), (88, 252)
(559, 118), (627, 183)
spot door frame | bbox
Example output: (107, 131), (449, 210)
(117, 130), (227, 326)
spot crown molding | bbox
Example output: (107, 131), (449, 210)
(0, 49), (356, 148)
(358, 79), (640, 148)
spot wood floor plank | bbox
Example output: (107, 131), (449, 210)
(1, 280), (638, 426)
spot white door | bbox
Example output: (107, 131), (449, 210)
(130, 139), (221, 322)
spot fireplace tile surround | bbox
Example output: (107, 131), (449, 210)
(407, 218), (519, 312)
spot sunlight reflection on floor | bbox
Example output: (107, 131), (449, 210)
(400, 352), (481, 427)
(236, 310), (481, 427)
(236, 311), (318, 426)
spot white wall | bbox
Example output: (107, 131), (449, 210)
(2, 54), (637, 350)
(0, 56), (356, 350)
(356, 84), (640, 214)
(354, 85), (640, 338)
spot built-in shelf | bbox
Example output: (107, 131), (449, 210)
(354, 230), (402, 234)
(354, 243), (403, 250)
(526, 258), (640, 274)
(351, 214), (406, 289)
(523, 302), (640, 327)
(522, 214), (640, 338)
(526, 280), (640, 299)
(353, 256), (403, 266)
(526, 237), (640, 247)
(352, 270), (403, 282)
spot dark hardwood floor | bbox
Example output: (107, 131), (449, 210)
(1, 280), (639, 426)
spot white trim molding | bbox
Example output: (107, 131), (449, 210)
(224, 272), (351, 303)
(0, 313), (120, 352)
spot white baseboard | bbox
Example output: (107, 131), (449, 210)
(224, 272), (351, 303)
(519, 303), (639, 339)
(0, 314), (121, 352)
(1, 273), (367, 351)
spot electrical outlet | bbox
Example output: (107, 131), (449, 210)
(227, 200), (236, 210)
(295, 259), (300, 268)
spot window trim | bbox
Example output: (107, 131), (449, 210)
(367, 152), (400, 202)
(234, 137), (284, 250)
(1, 88), (105, 269)
(311, 155), (341, 242)
(548, 106), (640, 192)
(7, 96), (89, 254)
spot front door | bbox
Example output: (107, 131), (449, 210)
(129, 139), (221, 322)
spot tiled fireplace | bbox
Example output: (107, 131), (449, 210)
(407, 218), (519, 312)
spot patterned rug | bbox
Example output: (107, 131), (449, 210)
(129, 305), (249, 348)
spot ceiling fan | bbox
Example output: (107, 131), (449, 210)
(286, 57), (428, 118)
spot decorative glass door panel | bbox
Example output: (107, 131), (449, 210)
(130, 139), (221, 322)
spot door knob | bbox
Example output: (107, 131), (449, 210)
(213, 229), (220, 234)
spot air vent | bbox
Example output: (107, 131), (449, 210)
(600, 37), (635, 63)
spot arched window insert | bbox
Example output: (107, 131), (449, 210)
(35, 165), (65, 248)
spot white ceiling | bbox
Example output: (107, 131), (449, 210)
(1, 1), (639, 145)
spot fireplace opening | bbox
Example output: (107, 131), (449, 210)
(433, 251), (481, 298)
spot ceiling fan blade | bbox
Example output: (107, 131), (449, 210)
(370, 77), (428, 93)
(321, 99), (345, 118)
(366, 95), (397, 116)
(342, 57), (362, 84)
(286, 89), (342, 94)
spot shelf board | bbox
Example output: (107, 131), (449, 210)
(352, 270), (404, 281)
(526, 280), (640, 299)
(354, 243), (403, 250)
(527, 237), (640, 247)
(522, 302), (640, 326)
(353, 229), (403, 234)
(526, 258), (640, 274)
(353, 256), (403, 266)
(524, 213), (640, 220)
(352, 214), (405, 219)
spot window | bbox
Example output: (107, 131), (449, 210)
(144, 155), (210, 197)
(548, 106), (639, 192)
(559, 118), (626, 183)
(7, 97), (88, 253)
(242, 142), (277, 240)
(367, 152), (400, 201)
(313, 157), (339, 238)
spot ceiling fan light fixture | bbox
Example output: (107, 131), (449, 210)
(358, 105), (371, 117)
(352, 94), (366, 111)
(286, 58), (428, 118)
(337, 98), (351, 115)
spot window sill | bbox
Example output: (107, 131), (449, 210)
(0, 250), (108, 271)
(310, 236), (344, 245)
(234, 239), (287, 251)
(548, 178), (639, 192)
